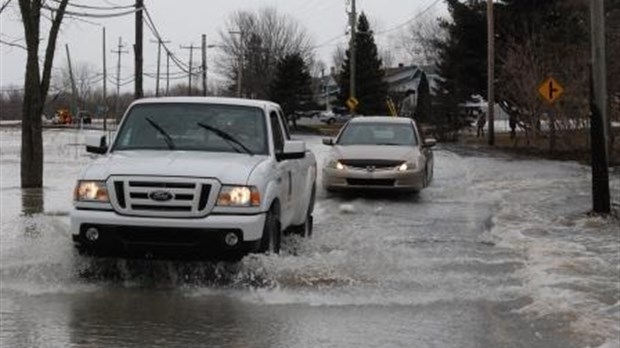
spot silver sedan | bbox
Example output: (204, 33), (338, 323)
(322, 116), (436, 192)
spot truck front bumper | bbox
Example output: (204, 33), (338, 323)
(71, 209), (266, 258)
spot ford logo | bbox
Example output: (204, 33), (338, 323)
(149, 190), (173, 202)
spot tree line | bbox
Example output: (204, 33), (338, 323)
(429, 0), (619, 152)
(13, 1), (619, 192)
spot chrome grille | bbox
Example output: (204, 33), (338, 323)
(107, 176), (219, 218)
(339, 159), (402, 171)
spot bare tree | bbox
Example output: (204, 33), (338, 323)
(379, 46), (395, 69)
(331, 45), (346, 75)
(0, 88), (24, 120)
(19, 0), (69, 190)
(217, 7), (313, 99)
(498, 35), (590, 151)
(400, 10), (446, 66)
(55, 61), (99, 111)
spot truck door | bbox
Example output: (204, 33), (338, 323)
(277, 108), (306, 222)
(269, 110), (295, 227)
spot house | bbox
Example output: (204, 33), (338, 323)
(311, 72), (339, 110)
(383, 64), (439, 96)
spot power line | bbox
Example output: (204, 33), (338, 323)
(42, 4), (141, 19)
(51, 0), (134, 11)
(374, 0), (442, 36)
(142, 6), (192, 74)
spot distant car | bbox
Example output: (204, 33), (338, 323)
(76, 111), (92, 125)
(319, 111), (354, 125)
(322, 116), (436, 192)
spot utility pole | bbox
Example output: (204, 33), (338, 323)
(202, 34), (207, 96)
(589, 0), (610, 213)
(65, 44), (78, 119)
(150, 38), (170, 97)
(487, 0), (495, 146)
(180, 43), (198, 96)
(134, 0), (144, 100)
(230, 30), (244, 98)
(166, 51), (170, 96)
(102, 27), (108, 131)
(112, 37), (128, 120)
(348, 0), (357, 106)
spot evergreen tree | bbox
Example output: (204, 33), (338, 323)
(415, 72), (432, 124)
(432, 0), (486, 139)
(338, 12), (388, 115)
(270, 53), (313, 129)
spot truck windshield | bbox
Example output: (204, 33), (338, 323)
(112, 103), (268, 155)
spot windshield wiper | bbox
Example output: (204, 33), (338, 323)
(196, 122), (254, 156)
(145, 117), (175, 150)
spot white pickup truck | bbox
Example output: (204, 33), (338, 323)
(71, 97), (317, 259)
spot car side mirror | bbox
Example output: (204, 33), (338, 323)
(277, 140), (306, 160)
(322, 138), (334, 146)
(423, 138), (437, 148)
(86, 134), (108, 154)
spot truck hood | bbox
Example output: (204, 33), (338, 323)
(82, 151), (268, 184)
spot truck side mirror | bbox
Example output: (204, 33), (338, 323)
(277, 140), (306, 161)
(322, 138), (334, 146)
(86, 134), (108, 154)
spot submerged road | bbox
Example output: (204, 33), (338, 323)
(1, 129), (618, 348)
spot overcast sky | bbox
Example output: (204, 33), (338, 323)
(0, 0), (446, 93)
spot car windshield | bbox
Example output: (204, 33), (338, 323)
(337, 122), (417, 146)
(112, 103), (268, 154)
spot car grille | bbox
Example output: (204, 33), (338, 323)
(346, 178), (396, 186)
(107, 176), (220, 218)
(339, 159), (402, 171)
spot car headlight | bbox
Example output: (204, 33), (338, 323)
(396, 162), (416, 171)
(74, 181), (109, 202)
(326, 159), (345, 170)
(217, 186), (260, 207)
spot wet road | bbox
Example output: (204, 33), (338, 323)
(1, 128), (618, 348)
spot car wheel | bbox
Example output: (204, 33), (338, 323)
(259, 206), (281, 254)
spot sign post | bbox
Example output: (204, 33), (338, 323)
(538, 77), (564, 153)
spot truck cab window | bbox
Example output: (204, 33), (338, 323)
(270, 111), (284, 153)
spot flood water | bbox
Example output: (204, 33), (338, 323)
(1, 128), (618, 348)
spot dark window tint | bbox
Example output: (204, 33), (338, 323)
(270, 111), (284, 153)
(337, 122), (418, 146)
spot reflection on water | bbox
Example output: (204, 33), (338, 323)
(21, 187), (44, 216)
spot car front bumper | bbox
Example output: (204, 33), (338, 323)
(70, 209), (266, 258)
(322, 167), (425, 191)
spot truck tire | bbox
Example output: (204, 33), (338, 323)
(259, 206), (281, 254)
(300, 184), (315, 237)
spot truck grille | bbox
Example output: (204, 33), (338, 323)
(107, 176), (220, 218)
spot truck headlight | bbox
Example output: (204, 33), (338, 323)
(74, 181), (109, 202)
(217, 186), (260, 207)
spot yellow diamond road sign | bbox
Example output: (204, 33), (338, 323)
(346, 97), (359, 110)
(538, 77), (564, 104)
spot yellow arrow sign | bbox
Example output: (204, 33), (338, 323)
(346, 97), (359, 111)
(538, 77), (564, 104)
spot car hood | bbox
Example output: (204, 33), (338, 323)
(82, 151), (268, 184)
(331, 145), (419, 161)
